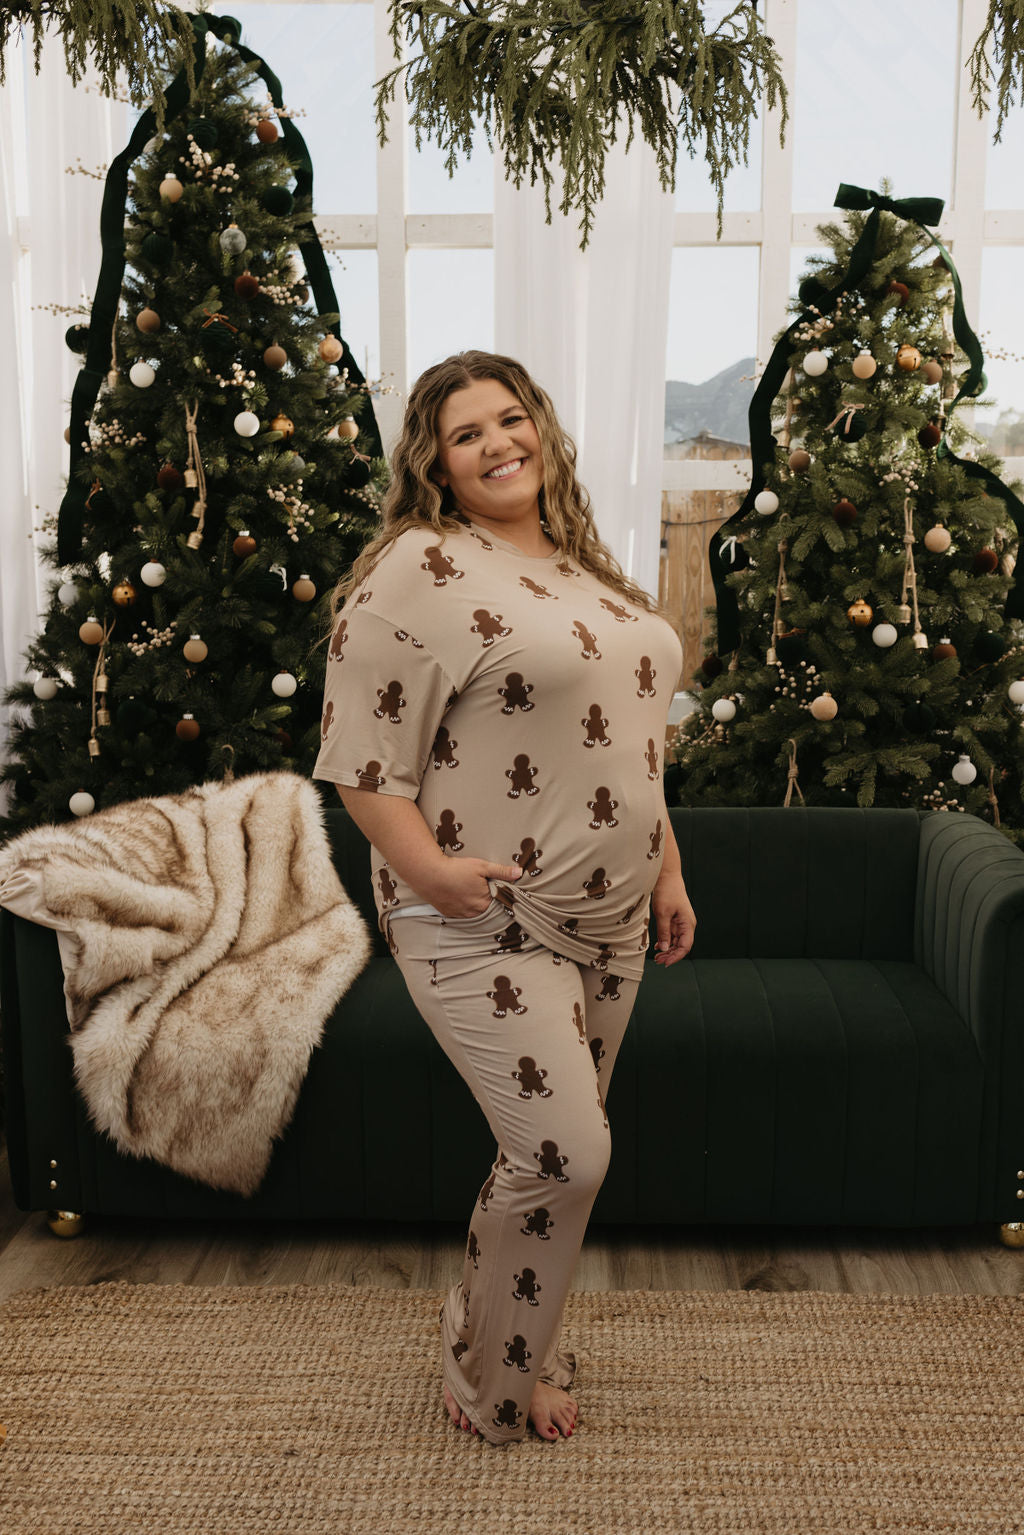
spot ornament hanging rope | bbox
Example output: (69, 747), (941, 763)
(987, 764), (1001, 830)
(89, 619), (115, 757)
(900, 496), (923, 641)
(783, 738), (805, 808)
(769, 518), (790, 662)
(183, 400), (208, 548)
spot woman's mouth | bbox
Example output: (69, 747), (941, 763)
(484, 458), (525, 480)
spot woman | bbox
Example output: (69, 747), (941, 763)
(314, 350), (696, 1445)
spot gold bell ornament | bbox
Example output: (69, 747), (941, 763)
(847, 599), (873, 626)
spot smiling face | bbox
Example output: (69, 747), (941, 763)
(433, 376), (547, 545)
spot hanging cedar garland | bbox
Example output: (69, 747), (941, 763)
(968, 0), (1024, 138)
(376, 0), (788, 247)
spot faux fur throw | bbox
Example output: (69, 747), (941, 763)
(0, 772), (371, 1196)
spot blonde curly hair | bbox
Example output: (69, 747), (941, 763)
(326, 350), (662, 628)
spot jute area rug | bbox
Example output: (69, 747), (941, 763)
(1, 1284), (1022, 1534)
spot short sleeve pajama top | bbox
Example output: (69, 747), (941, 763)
(313, 518), (684, 982)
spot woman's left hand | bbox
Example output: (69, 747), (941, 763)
(650, 872), (697, 966)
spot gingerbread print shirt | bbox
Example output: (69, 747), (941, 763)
(313, 520), (683, 980)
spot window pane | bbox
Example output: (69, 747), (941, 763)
(407, 250), (494, 384)
(792, 0), (958, 210)
(326, 250), (379, 383)
(665, 247), (758, 446)
(675, 0), (762, 214)
(230, 3), (376, 214)
(408, 118), (493, 214)
(975, 246), (1024, 454)
(986, 106), (1024, 208)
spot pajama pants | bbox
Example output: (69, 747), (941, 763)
(386, 894), (640, 1445)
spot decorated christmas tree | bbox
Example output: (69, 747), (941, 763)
(0, 15), (385, 834)
(672, 185), (1024, 840)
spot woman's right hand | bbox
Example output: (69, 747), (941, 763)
(417, 857), (523, 919)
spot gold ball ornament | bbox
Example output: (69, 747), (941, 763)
(63, 426), (71, 444)
(788, 448), (811, 472)
(292, 574), (317, 602)
(175, 713), (201, 741)
(271, 413), (294, 439)
(263, 343), (287, 371)
(921, 358), (944, 384)
(810, 692), (839, 721)
(159, 175), (184, 203)
(851, 352), (877, 380)
(847, 599), (873, 626)
(135, 307), (161, 334)
(233, 531), (258, 557)
(896, 344), (922, 372)
(336, 416), (360, 441)
(79, 616), (103, 644)
(183, 634), (208, 663)
(924, 525), (952, 553)
(319, 335), (344, 364)
(112, 581), (137, 607)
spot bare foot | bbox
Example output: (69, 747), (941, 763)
(444, 1384), (478, 1435)
(529, 1380), (578, 1440)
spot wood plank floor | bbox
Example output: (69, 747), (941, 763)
(2, 1151), (1021, 1303)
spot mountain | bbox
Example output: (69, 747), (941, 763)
(664, 356), (756, 446)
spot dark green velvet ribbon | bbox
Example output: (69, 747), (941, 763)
(706, 182), (1006, 655)
(58, 11), (380, 565)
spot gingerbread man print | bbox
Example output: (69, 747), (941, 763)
(498, 672), (535, 713)
(648, 819), (664, 859)
(431, 724), (459, 769)
(435, 810), (464, 852)
(572, 1002), (587, 1043)
(328, 618), (347, 662)
(572, 619), (602, 659)
(494, 921), (527, 954)
(512, 1056), (553, 1100)
(393, 629), (423, 647)
(596, 975), (621, 1002)
(480, 1171), (497, 1212)
(582, 703), (611, 747)
(513, 1268), (542, 1305)
(513, 838), (543, 876)
(471, 609), (513, 646)
(521, 1208), (553, 1239)
(504, 1335), (533, 1373)
(587, 787), (619, 829)
(645, 738), (660, 779)
(488, 975), (527, 1018)
(374, 681), (406, 723)
(583, 867), (612, 899)
(356, 761), (385, 792)
(519, 576), (557, 599)
(467, 1230), (481, 1269)
(589, 1038), (606, 1072)
(556, 559), (580, 579)
(421, 546), (463, 585)
(635, 656), (657, 696)
(599, 597), (638, 623)
(534, 1141), (570, 1181)
(376, 867), (399, 908)
(506, 753), (539, 798)
(593, 943), (617, 970)
(493, 1400), (523, 1432)
(452, 1338), (468, 1364)
(321, 701), (334, 741)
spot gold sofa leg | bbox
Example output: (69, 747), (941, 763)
(999, 1222), (1024, 1249)
(46, 1210), (86, 1239)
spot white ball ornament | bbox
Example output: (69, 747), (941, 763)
(159, 175), (184, 203)
(951, 754), (977, 786)
(272, 671), (298, 698)
(803, 349), (829, 377)
(69, 791), (96, 817)
(33, 676), (58, 700)
(57, 581), (79, 606)
(810, 692), (839, 721)
(1008, 680), (1024, 705)
(140, 560), (166, 587)
(129, 361), (156, 388)
(872, 623), (898, 648)
(711, 698), (737, 723)
(219, 223), (247, 254)
(754, 489), (779, 516)
(234, 410), (261, 437)
(924, 525), (952, 553)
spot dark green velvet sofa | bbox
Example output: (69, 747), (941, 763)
(3, 806), (1024, 1240)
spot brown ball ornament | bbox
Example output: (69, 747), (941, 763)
(175, 713), (201, 741)
(847, 598), (873, 626)
(256, 118), (279, 144)
(233, 531), (257, 557)
(63, 426), (72, 444)
(810, 692), (839, 721)
(157, 463), (182, 491)
(263, 343), (287, 371)
(921, 359), (943, 384)
(292, 574), (317, 602)
(932, 637), (957, 661)
(277, 729), (293, 750)
(973, 547), (999, 574)
(112, 581), (137, 608)
(788, 448), (811, 472)
(887, 279), (910, 304)
(896, 344), (922, 372)
(318, 335), (344, 364)
(851, 352), (877, 380)
(183, 635), (208, 663)
(136, 307), (161, 334)
(271, 413), (294, 439)
(234, 272), (260, 299)
(78, 616), (103, 645)
(832, 498), (858, 527)
(924, 524), (952, 553)
(918, 421), (942, 449)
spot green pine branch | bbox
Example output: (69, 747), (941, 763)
(969, 0), (1024, 139)
(376, 1), (787, 247)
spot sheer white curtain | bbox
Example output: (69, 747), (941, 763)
(494, 136), (675, 600)
(0, 43), (127, 782)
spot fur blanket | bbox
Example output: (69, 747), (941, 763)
(0, 772), (371, 1196)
